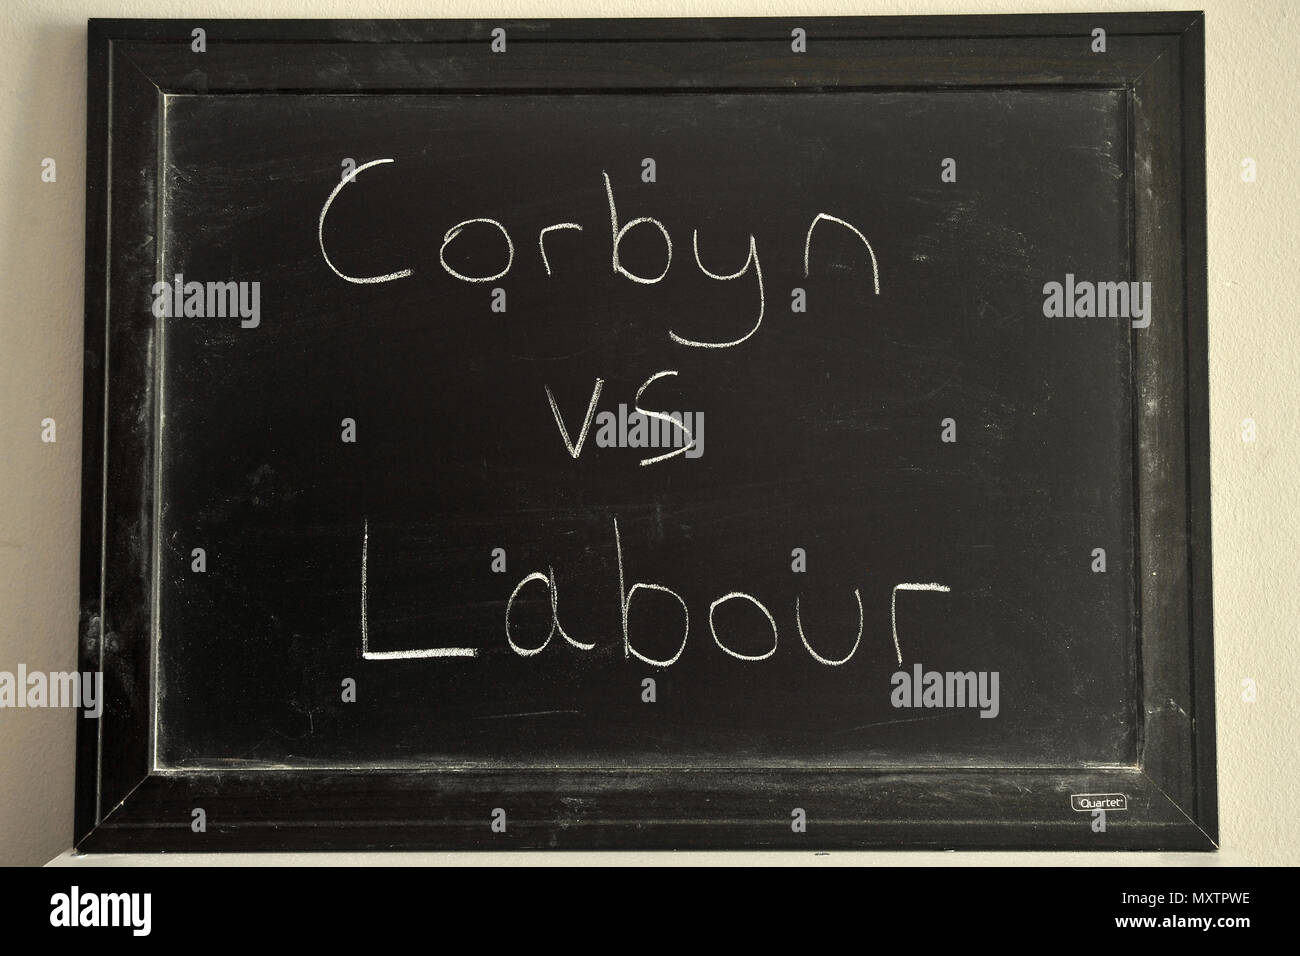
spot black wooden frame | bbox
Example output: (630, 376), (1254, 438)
(77, 14), (1214, 851)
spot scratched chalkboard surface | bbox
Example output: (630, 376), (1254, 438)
(80, 17), (1214, 850)
(155, 88), (1134, 767)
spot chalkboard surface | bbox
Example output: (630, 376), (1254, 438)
(159, 89), (1135, 768)
(79, 16), (1213, 850)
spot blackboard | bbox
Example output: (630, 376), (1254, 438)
(77, 15), (1215, 851)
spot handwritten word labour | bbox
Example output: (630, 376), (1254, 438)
(360, 517), (950, 667)
(318, 160), (881, 349)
